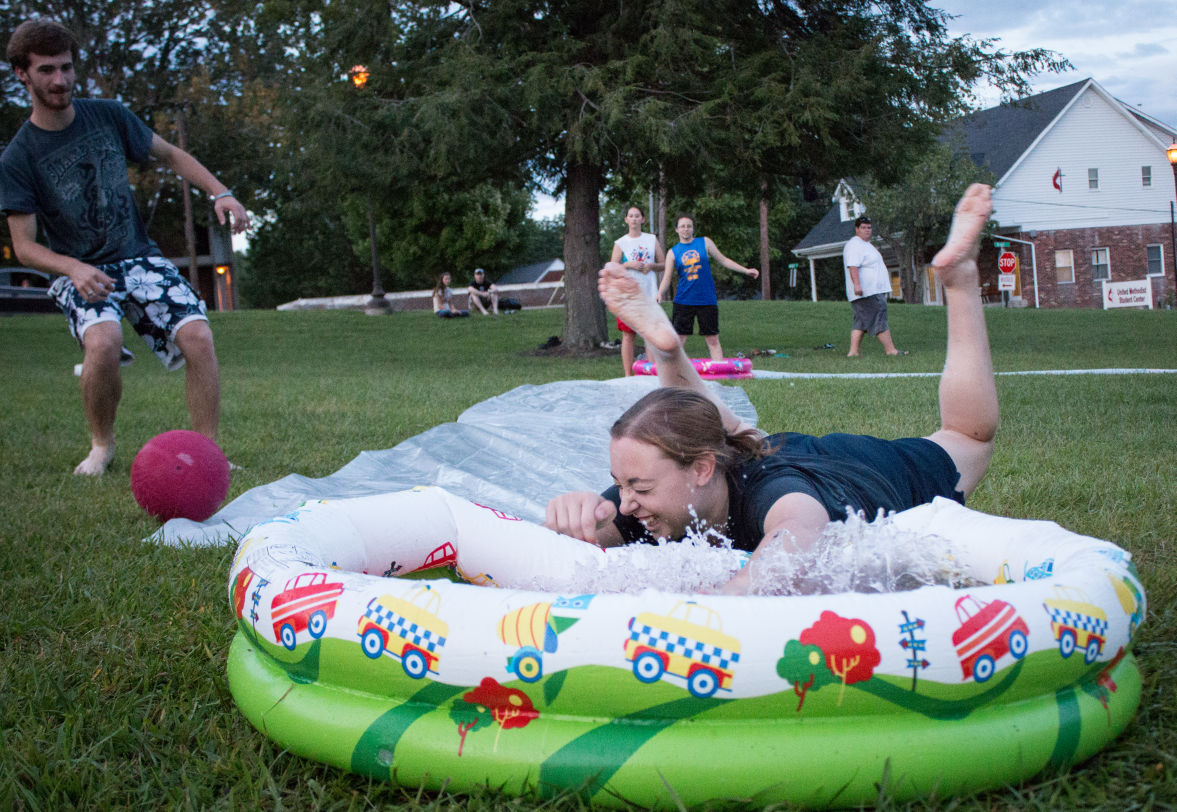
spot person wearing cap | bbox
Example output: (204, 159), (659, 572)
(843, 215), (904, 357)
(0, 19), (249, 476)
(466, 268), (499, 315)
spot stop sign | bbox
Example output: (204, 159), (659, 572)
(998, 251), (1018, 273)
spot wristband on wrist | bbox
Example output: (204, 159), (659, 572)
(211, 191), (235, 202)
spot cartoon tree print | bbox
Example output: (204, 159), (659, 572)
(451, 677), (539, 754)
(1084, 646), (1127, 726)
(449, 699), (493, 756)
(776, 640), (837, 711)
(799, 611), (881, 704)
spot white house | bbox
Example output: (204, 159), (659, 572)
(793, 79), (1177, 308)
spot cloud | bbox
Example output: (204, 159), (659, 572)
(935, 0), (1177, 128)
(1115, 42), (1169, 60)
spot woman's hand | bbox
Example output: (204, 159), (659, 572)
(544, 492), (619, 547)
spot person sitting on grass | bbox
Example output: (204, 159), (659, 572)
(545, 184), (999, 594)
(466, 268), (499, 315)
(432, 272), (468, 318)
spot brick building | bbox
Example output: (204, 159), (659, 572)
(794, 79), (1177, 308)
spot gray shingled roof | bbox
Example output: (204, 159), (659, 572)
(496, 258), (563, 285)
(792, 198), (858, 252)
(793, 79), (1092, 255)
(944, 79), (1089, 180)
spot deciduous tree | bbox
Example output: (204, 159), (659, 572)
(856, 139), (995, 303)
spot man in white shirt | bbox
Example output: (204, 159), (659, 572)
(843, 216), (904, 356)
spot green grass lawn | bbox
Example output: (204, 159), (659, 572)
(2, 300), (1175, 810)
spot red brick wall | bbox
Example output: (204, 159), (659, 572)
(975, 223), (1175, 308)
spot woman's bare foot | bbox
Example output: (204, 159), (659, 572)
(598, 263), (678, 353)
(74, 443), (115, 476)
(932, 183), (992, 290)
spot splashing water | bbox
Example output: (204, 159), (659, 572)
(503, 508), (975, 596)
(748, 509), (974, 596)
(511, 534), (748, 595)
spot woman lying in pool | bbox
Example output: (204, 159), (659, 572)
(545, 184), (999, 594)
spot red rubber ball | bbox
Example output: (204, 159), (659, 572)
(131, 430), (230, 522)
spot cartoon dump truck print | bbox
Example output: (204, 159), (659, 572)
(1107, 573), (1144, 636)
(952, 594), (1029, 683)
(497, 595), (593, 682)
(357, 585), (449, 679)
(625, 600), (741, 698)
(270, 571), (345, 650)
(1043, 585), (1108, 665)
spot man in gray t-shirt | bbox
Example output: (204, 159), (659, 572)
(0, 20), (250, 475)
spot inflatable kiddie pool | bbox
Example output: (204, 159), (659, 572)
(633, 357), (752, 379)
(227, 486), (1144, 808)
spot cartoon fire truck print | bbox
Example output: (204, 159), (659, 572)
(1043, 585), (1108, 665)
(357, 584), (449, 679)
(951, 594), (1029, 683)
(231, 566), (260, 622)
(497, 595), (593, 682)
(420, 542), (456, 570)
(625, 600), (741, 698)
(270, 571), (345, 650)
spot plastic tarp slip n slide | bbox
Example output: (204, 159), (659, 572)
(151, 377), (757, 547)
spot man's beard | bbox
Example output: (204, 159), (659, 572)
(33, 83), (72, 111)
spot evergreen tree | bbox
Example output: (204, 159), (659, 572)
(338, 0), (1063, 347)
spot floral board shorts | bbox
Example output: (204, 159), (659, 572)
(49, 256), (208, 372)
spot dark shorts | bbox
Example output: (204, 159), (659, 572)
(671, 303), (719, 336)
(851, 293), (889, 335)
(49, 256), (208, 371)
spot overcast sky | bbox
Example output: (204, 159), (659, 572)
(936, 0), (1177, 128)
(532, 3), (1177, 219)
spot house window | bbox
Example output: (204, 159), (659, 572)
(1146, 244), (1164, 276)
(1091, 248), (1110, 280)
(1055, 249), (1075, 284)
(1142, 166), (1152, 187)
(839, 198), (864, 222)
(1087, 168), (1099, 190)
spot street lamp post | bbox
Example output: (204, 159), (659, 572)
(350, 64), (390, 314)
(1167, 140), (1177, 308)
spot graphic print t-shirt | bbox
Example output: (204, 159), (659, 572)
(0, 99), (160, 265)
(671, 237), (716, 305)
(614, 232), (659, 300)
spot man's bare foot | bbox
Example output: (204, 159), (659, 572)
(74, 444), (115, 476)
(932, 183), (993, 289)
(598, 263), (678, 353)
